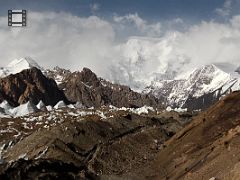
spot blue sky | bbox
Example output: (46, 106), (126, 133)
(0, 0), (236, 22)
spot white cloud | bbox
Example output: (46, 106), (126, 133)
(110, 16), (240, 90)
(1, 11), (240, 91)
(178, 20), (240, 67)
(0, 12), (115, 76)
(113, 13), (161, 36)
(216, 0), (233, 17)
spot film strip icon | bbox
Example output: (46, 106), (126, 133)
(8, 10), (27, 27)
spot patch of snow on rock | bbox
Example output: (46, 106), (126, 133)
(54, 101), (66, 109)
(75, 102), (85, 108)
(0, 100), (12, 110)
(67, 104), (76, 109)
(131, 106), (154, 115)
(166, 106), (187, 112)
(46, 105), (53, 111)
(109, 105), (155, 115)
(36, 100), (47, 111)
(9, 101), (39, 117)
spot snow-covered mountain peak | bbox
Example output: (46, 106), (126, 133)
(0, 57), (44, 78)
(144, 63), (240, 109)
(7, 57), (43, 71)
(188, 64), (229, 84)
(185, 64), (231, 94)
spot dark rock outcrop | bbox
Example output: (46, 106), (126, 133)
(46, 66), (72, 84)
(59, 68), (161, 108)
(0, 67), (69, 107)
(0, 159), (99, 180)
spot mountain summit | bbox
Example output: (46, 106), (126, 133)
(0, 57), (43, 78)
(58, 67), (161, 108)
(145, 64), (240, 110)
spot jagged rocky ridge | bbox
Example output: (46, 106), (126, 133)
(0, 67), (69, 107)
(46, 66), (72, 85)
(57, 67), (161, 108)
(46, 61), (240, 111)
(0, 58), (161, 111)
(1, 57), (239, 111)
(145, 64), (240, 110)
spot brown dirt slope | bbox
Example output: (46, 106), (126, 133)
(135, 91), (240, 180)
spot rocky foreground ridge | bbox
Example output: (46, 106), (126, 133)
(0, 91), (239, 179)
(0, 105), (193, 179)
(132, 91), (240, 179)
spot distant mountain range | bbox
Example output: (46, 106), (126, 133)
(0, 57), (240, 179)
(145, 64), (240, 110)
(0, 57), (239, 114)
(0, 57), (161, 117)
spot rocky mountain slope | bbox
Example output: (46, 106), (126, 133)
(0, 90), (239, 179)
(131, 90), (240, 179)
(0, 58), (161, 111)
(58, 67), (161, 108)
(44, 59), (240, 111)
(0, 105), (194, 179)
(0, 67), (69, 107)
(46, 66), (72, 85)
(145, 64), (240, 110)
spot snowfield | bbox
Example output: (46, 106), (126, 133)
(0, 99), (158, 118)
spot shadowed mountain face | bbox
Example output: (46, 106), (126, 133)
(132, 91), (240, 179)
(0, 159), (87, 180)
(0, 67), (69, 107)
(58, 68), (162, 108)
